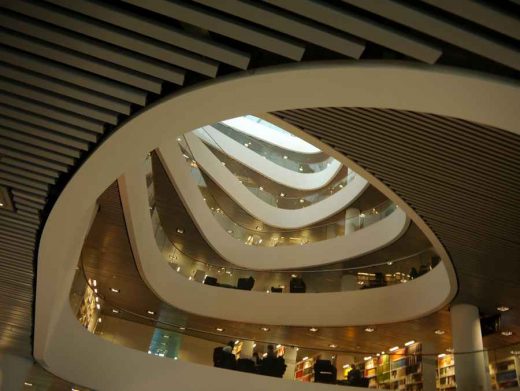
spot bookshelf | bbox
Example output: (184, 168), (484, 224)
(357, 342), (423, 390)
(436, 354), (456, 390)
(295, 356), (315, 382)
(490, 356), (520, 389)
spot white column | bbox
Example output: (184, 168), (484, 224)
(421, 342), (437, 391)
(450, 304), (491, 391)
(0, 353), (32, 391)
(341, 273), (358, 291)
(344, 208), (360, 235)
(283, 347), (298, 380)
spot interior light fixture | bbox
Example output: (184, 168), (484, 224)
(235, 340), (240, 345)
(179, 327), (186, 331)
(221, 161), (226, 166)
(283, 155), (288, 159)
(302, 356), (309, 361)
(97, 318), (102, 323)
(342, 364), (350, 369)
(291, 274), (297, 278)
(96, 304), (100, 310)
(339, 184), (343, 189)
(501, 331), (513, 336)
(177, 137), (182, 142)
(309, 327), (319, 332)
(110, 288), (120, 293)
(216, 327), (224, 332)
(176, 266), (181, 272)
(280, 192), (285, 197)
(299, 199), (304, 203)
(359, 213), (366, 218)
(24, 382), (32, 386)
(299, 167), (303, 172)
(446, 348), (454, 353)
(263, 353), (268, 358)
(497, 306), (510, 312)
(376, 353), (380, 357)
(92, 279), (97, 287)
(227, 229), (233, 234)
(112, 309), (120, 314)
(364, 356), (372, 361)
(435, 329), (445, 335)
(176, 228), (184, 234)
(405, 340), (415, 347)
(389, 346), (399, 352)
(0, 202), (4, 207)
(188, 276), (193, 281)
(276, 344), (281, 349)
(174, 356), (178, 360)
(364, 327), (375, 333)
(386, 261), (393, 266)
(438, 353), (446, 358)
(252, 343), (257, 348)
(295, 347), (299, 351)
(260, 327), (270, 332)
(511, 350), (520, 355)
(381, 351), (385, 355)
(95, 297), (99, 303)
(259, 186), (264, 191)
(329, 344), (337, 348)
(147, 310), (155, 315)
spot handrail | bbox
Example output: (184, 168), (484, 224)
(195, 126), (353, 209)
(175, 138), (393, 238)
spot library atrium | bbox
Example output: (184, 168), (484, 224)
(0, 1), (519, 391)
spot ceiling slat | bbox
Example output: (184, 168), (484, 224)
(0, 46), (147, 105)
(344, 0), (520, 71)
(194, 0), (365, 58)
(0, 164), (56, 185)
(266, 0), (442, 63)
(1, 0), (220, 77)
(123, 0), (307, 61)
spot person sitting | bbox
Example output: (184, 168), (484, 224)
(347, 364), (363, 386)
(260, 345), (286, 377)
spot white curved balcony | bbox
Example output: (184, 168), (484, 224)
(118, 161), (453, 327)
(152, 139), (409, 269)
(223, 115), (321, 154)
(195, 125), (342, 190)
(183, 132), (368, 229)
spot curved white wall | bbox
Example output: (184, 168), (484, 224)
(119, 169), (453, 326)
(155, 145), (409, 269)
(195, 126), (343, 190)
(41, 62), (520, 385)
(223, 116), (321, 154)
(184, 132), (368, 229)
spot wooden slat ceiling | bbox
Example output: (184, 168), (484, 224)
(0, 0), (518, 366)
(273, 107), (520, 341)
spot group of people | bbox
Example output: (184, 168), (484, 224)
(213, 342), (287, 378)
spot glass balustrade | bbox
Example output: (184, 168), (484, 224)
(190, 132), (355, 210)
(71, 269), (520, 390)
(166, 143), (395, 246)
(209, 122), (335, 173)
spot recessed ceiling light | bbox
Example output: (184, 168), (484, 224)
(92, 279), (97, 287)
(364, 327), (375, 333)
(302, 356), (309, 361)
(179, 327), (186, 331)
(112, 309), (120, 314)
(227, 229), (233, 234)
(309, 327), (319, 332)
(259, 186), (264, 191)
(497, 306), (510, 312)
(329, 344), (337, 348)
(438, 353), (446, 358)
(360, 213), (365, 218)
(24, 382), (32, 386)
(110, 288), (120, 293)
(342, 364), (350, 369)
(276, 344), (281, 349)
(96, 304), (100, 310)
(216, 327), (224, 332)
(364, 356), (372, 361)
(280, 192), (285, 197)
(147, 310), (155, 315)
(405, 340), (415, 347)
(97, 318), (102, 323)
(260, 327), (270, 332)
(299, 167), (303, 172)
(283, 155), (288, 159)
(501, 331), (513, 336)
(235, 340), (240, 345)
(386, 261), (393, 266)
(381, 351), (385, 355)
(0, 202), (4, 207)
(511, 350), (520, 355)
(389, 346), (399, 352)
(435, 329), (445, 335)
(174, 356), (178, 360)
(299, 199), (304, 203)
(177, 137), (182, 142)
(291, 274), (297, 278)
(176, 228), (184, 234)
(176, 266), (181, 272)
